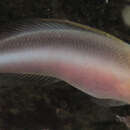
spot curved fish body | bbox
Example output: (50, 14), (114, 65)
(0, 19), (130, 104)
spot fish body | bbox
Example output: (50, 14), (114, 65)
(0, 19), (130, 104)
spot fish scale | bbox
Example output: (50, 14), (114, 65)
(0, 18), (130, 105)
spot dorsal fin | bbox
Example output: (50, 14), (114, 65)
(0, 18), (127, 46)
(40, 18), (128, 45)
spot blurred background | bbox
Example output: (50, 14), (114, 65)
(0, 0), (130, 130)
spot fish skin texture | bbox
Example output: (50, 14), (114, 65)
(0, 18), (130, 105)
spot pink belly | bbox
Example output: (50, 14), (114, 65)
(55, 62), (121, 100)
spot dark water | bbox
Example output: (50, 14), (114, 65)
(0, 0), (130, 130)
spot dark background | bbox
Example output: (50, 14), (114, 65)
(0, 0), (130, 130)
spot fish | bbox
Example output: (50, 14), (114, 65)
(0, 18), (130, 105)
